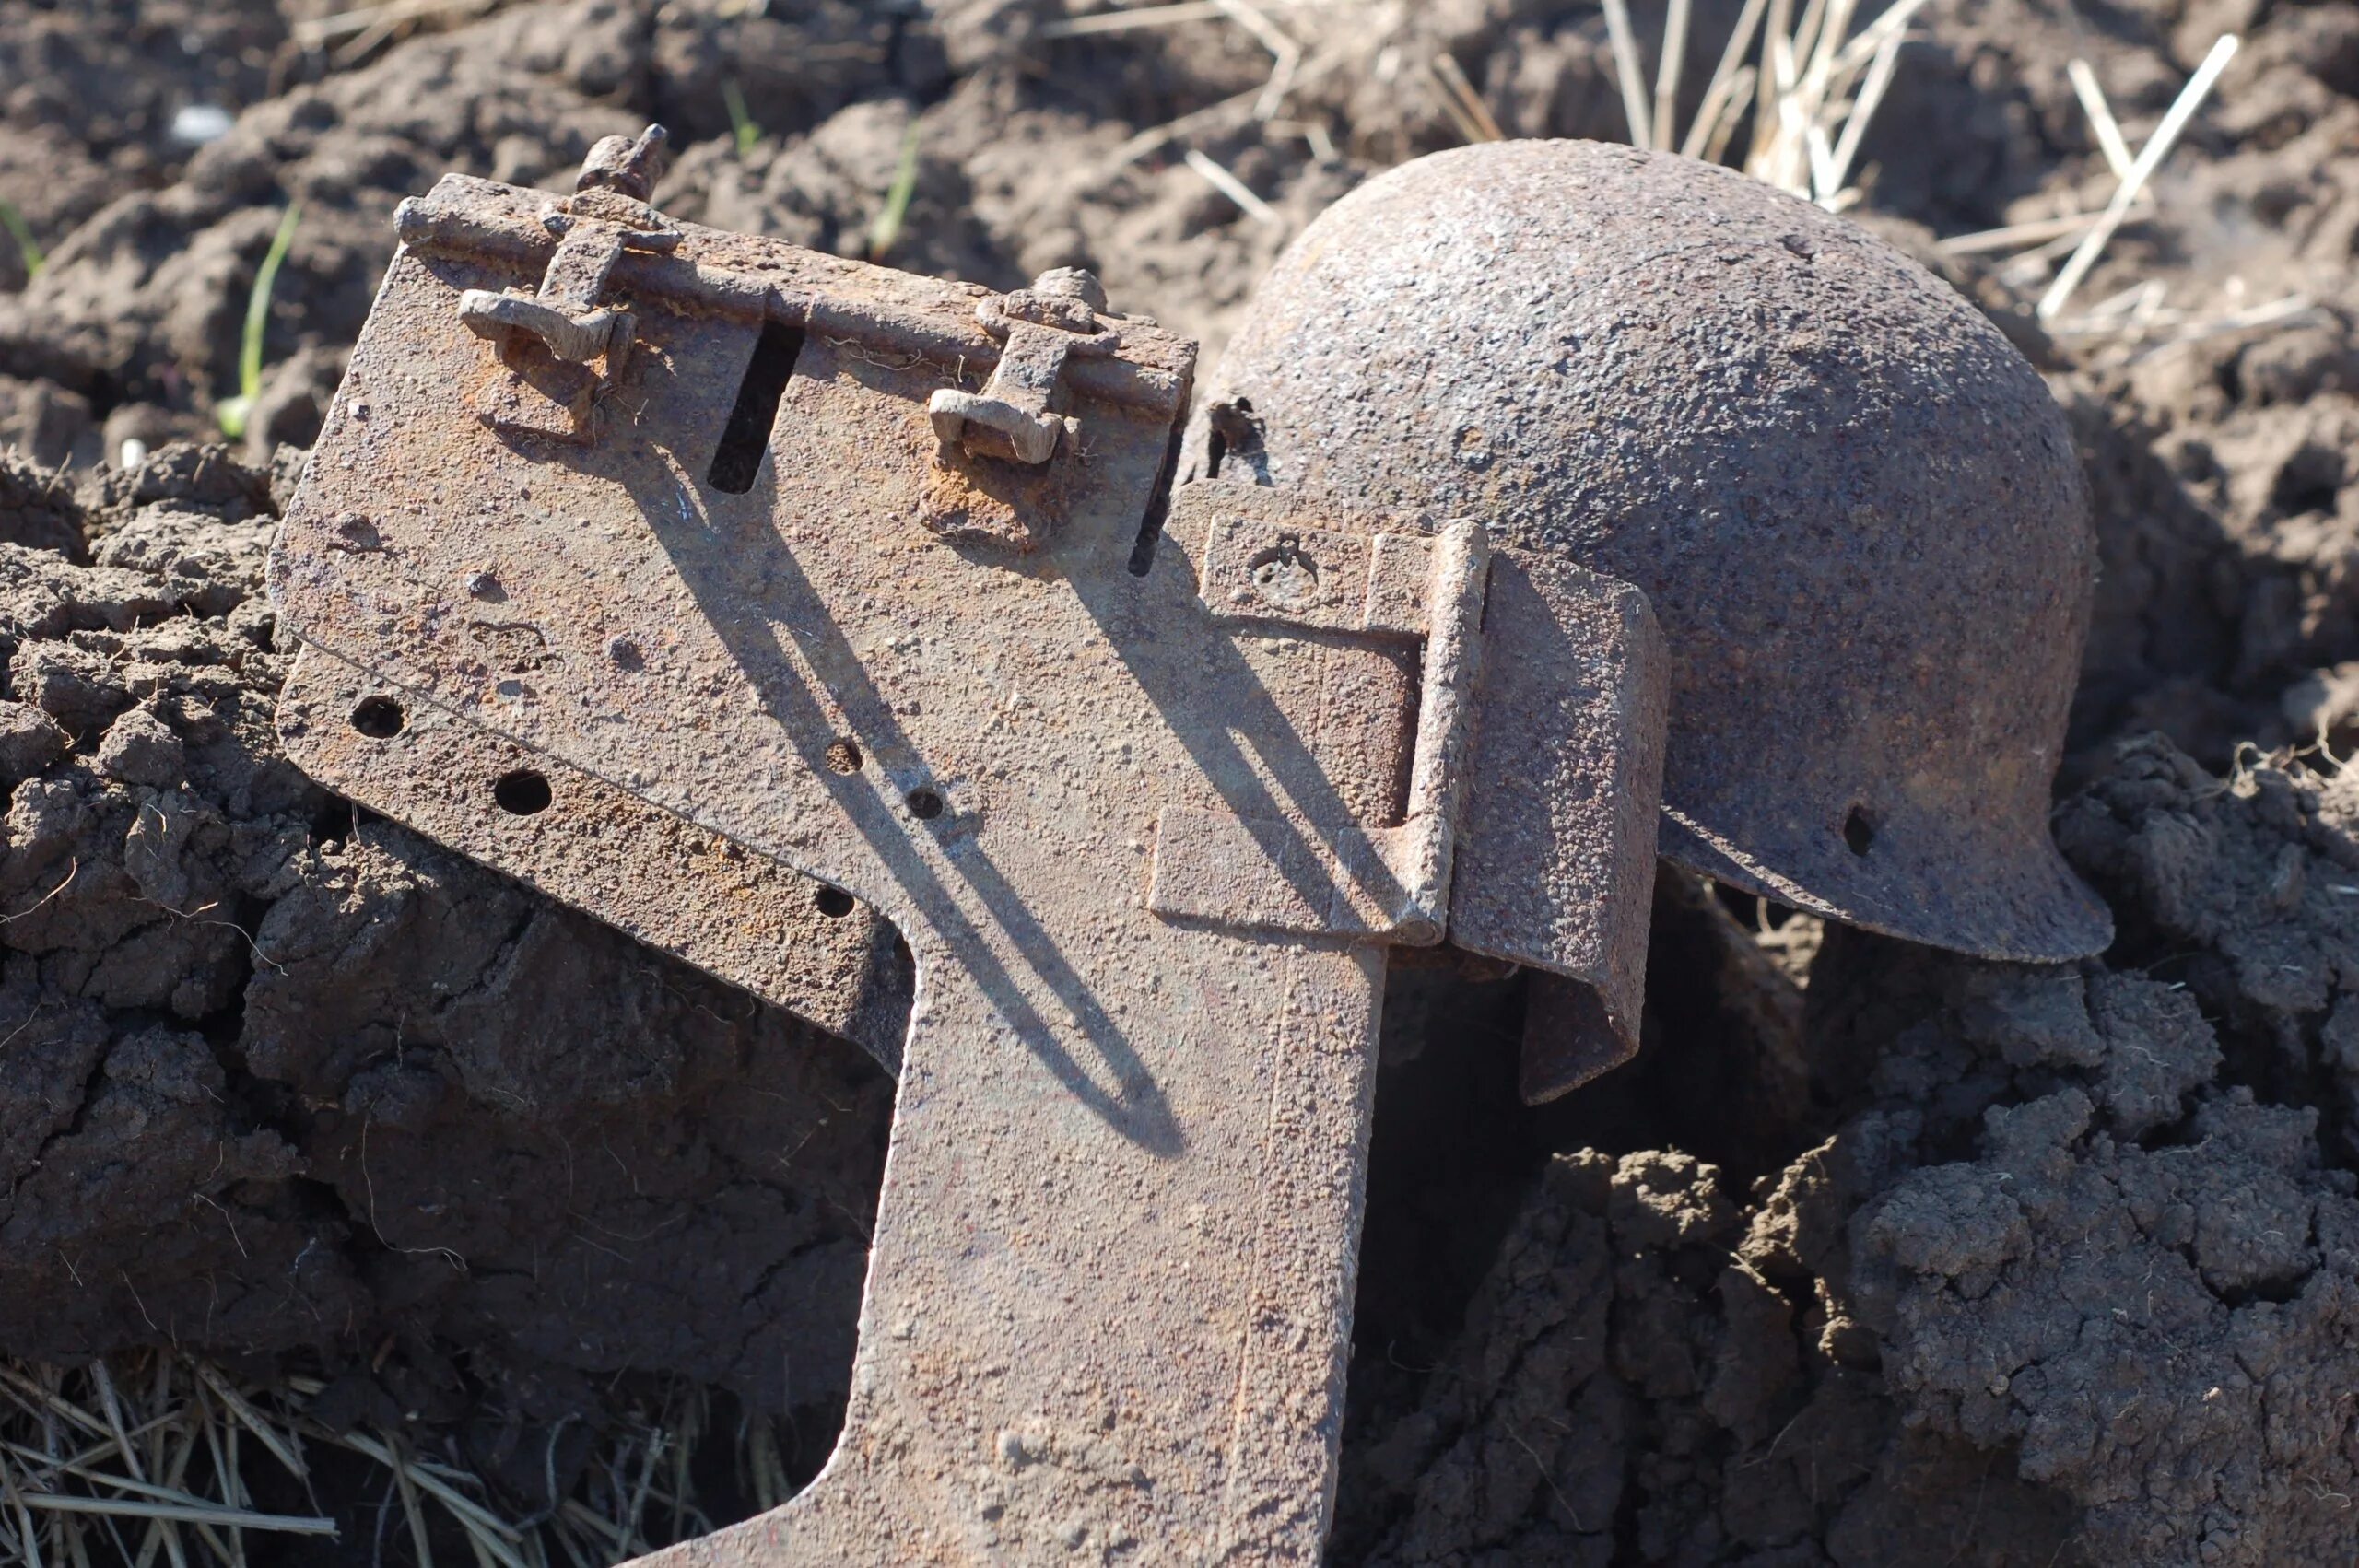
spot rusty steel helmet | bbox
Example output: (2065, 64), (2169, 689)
(1188, 139), (2112, 961)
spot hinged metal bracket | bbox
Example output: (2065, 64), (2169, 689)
(927, 267), (1116, 465)
(456, 126), (680, 441)
(1149, 485), (1490, 946)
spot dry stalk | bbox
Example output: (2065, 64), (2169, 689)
(1602, 0), (1655, 149)
(2067, 59), (2136, 180)
(1654, 0), (1694, 160)
(2038, 34), (2240, 320)
(1429, 53), (1505, 143)
(1597, 0), (1927, 207)
(0, 1352), (733, 1568)
(1182, 148), (1283, 225)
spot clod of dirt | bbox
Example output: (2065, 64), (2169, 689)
(1338, 733), (2359, 1566)
(0, 451), (86, 561)
(0, 2), (289, 292)
(0, 2), (651, 420)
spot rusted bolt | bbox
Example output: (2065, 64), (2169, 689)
(1027, 266), (1108, 312)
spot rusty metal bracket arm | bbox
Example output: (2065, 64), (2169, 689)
(1392, 518), (1487, 944)
(927, 270), (1120, 466)
(394, 179), (1187, 419)
(1148, 484), (1491, 944)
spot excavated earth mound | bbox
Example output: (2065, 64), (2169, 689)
(5, 1), (2359, 1563)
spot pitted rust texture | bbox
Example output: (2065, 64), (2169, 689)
(272, 154), (1473, 1564)
(1194, 138), (2113, 965)
(276, 645), (911, 1070)
(272, 137), (1672, 1564)
(1451, 555), (1667, 1102)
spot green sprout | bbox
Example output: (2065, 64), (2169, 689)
(0, 197), (43, 279)
(865, 122), (923, 262)
(217, 201), (301, 440)
(722, 79), (761, 158)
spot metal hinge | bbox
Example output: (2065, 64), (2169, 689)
(1147, 486), (1490, 945)
(455, 126), (679, 440)
(927, 268), (1115, 465)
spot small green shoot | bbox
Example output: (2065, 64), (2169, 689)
(0, 197), (43, 279)
(866, 122), (923, 262)
(722, 79), (761, 158)
(217, 201), (301, 441)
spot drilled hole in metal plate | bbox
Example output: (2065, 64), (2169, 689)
(1843, 804), (1875, 856)
(905, 787), (945, 821)
(494, 769), (554, 816)
(349, 696), (405, 738)
(825, 738), (863, 775)
(815, 885), (855, 919)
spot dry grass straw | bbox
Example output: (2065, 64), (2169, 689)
(1590, 6), (2301, 356)
(0, 1352), (755, 1568)
(2036, 34), (2239, 320)
(1182, 148), (1284, 225)
(1960, 34), (2314, 355)
(1428, 53), (1505, 144)
(1602, 0), (1931, 207)
(1039, 1), (1230, 36)
(291, 0), (508, 66)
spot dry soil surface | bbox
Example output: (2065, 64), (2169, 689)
(6, 2), (2359, 1564)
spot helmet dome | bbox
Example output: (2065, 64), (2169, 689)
(1191, 139), (2111, 960)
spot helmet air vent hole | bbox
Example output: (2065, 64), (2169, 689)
(1843, 805), (1875, 856)
(494, 769), (553, 816)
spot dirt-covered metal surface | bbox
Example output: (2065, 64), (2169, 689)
(268, 122), (1684, 1550)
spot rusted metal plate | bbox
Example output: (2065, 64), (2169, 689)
(276, 643), (911, 1069)
(1166, 481), (1672, 1104)
(1153, 487), (1493, 944)
(272, 159), (1416, 1563)
(272, 138), (1674, 1563)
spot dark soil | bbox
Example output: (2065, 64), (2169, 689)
(6, 2), (2359, 1564)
